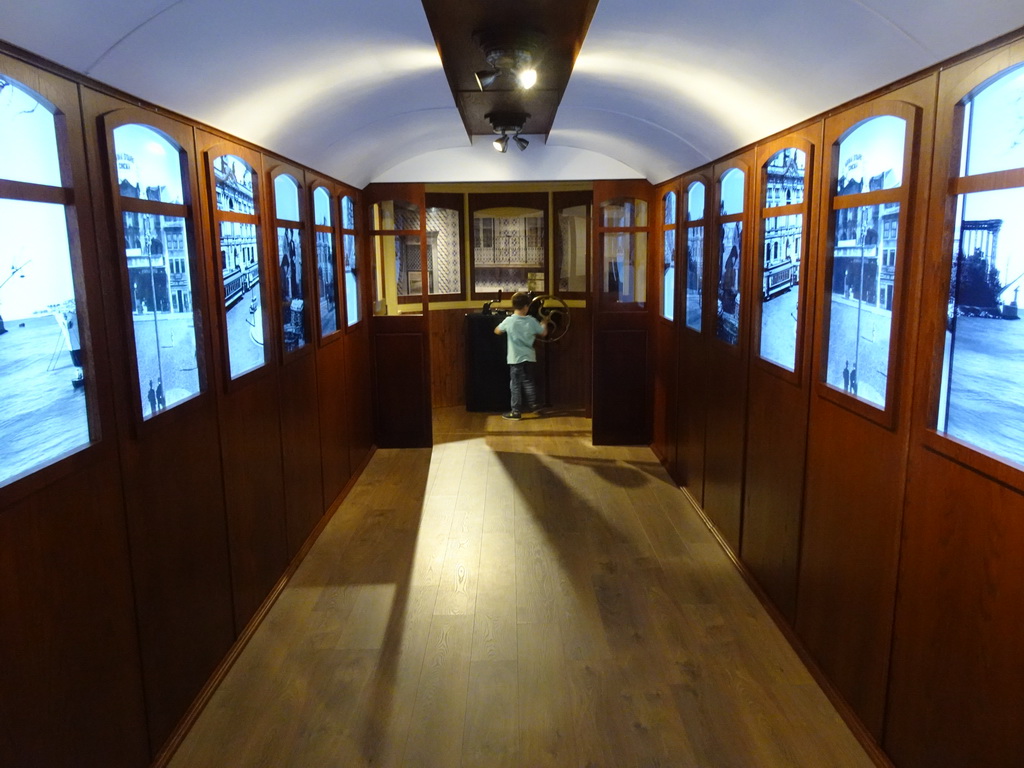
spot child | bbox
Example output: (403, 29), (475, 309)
(494, 291), (549, 420)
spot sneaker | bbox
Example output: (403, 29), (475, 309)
(502, 411), (521, 420)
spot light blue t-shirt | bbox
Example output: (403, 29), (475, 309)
(497, 313), (544, 363)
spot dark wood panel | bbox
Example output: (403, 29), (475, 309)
(675, 330), (707, 505)
(651, 318), (677, 474)
(218, 374), (289, 631)
(317, 335), (353, 511)
(431, 308), (468, 408)
(119, 414), (235, 749)
(81, 87), (237, 753)
(0, 460), (149, 768)
(547, 303), (590, 411)
(374, 328), (433, 448)
(740, 367), (808, 622)
(885, 448), (1024, 768)
(279, 351), (325, 559)
(592, 326), (648, 445)
(701, 342), (747, 552)
(344, 324), (375, 471)
(796, 75), (936, 739)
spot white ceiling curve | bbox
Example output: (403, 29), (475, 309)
(1, 0), (1022, 188)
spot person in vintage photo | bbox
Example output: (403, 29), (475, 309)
(494, 291), (548, 420)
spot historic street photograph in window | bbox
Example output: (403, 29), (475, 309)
(278, 227), (306, 351)
(759, 148), (805, 371)
(0, 77), (90, 487)
(716, 221), (742, 344)
(215, 155), (264, 378)
(685, 182), (705, 331)
(825, 116), (905, 408)
(937, 64), (1024, 468)
(114, 124), (201, 417)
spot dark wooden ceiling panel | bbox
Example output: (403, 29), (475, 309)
(420, 0), (600, 139)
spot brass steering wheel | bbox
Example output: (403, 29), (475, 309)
(529, 294), (571, 343)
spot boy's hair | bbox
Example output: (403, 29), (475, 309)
(511, 291), (530, 310)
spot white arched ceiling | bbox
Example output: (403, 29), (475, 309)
(1, 0), (1022, 187)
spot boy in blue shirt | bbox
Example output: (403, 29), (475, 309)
(494, 291), (549, 420)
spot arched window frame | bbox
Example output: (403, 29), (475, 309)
(659, 184), (680, 322)
(268, 166), (312, 358)
(206, 145), (269, 386)
(339, 191), (363, 329)
(918, 55), (1024, 484)
(711, 160), (751, 350)
(309, 179), (343, 344)
(816, 101), (919, 428)
(681, 172), (710, 334)
(102, 109), (209, 429)
(752, 138), (815, 382)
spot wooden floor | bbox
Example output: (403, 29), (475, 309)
(168, 407), (877, 768)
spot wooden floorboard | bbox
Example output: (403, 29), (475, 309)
(168, 407), (877, 768)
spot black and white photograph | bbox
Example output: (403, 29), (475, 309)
(114, 124), (201, 418)
(343, 231), (360, 327)
(215, 155), (265, 378)
(938, 65), (1024, 467)
(316, 228), (338, 336)
(825, 115), (906, 408)
(662, 190), (677, 320)
(759, 148), (806, 371)
(685, 225), (704, 330)
(716, 221), (742, 344)
(278, 227), (306, 352)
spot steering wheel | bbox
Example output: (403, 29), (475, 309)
(529, 294), (571, 343)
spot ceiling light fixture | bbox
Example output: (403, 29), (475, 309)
(474, 30), (543, 91)
(486, 112), (530, 153)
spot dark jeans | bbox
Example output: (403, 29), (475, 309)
(508, 361), (537, 413)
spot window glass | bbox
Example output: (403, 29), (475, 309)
(313, 187), (331, 226)
(685, 225), (704, 331)
(0, 198), (89, 486)
(214, 155), (254, 213)
(473, 207), (546, 295)
(114, 125), (201, 417)
(214, 154), (264, 378)
(760, 212), (803, 370)
(316, 228), (337, 336)
(374, 199), (418, 230)
(113, 124), (183, 204)
(720, 169), (744, 216)
(342, 195), (356, 230)
(0, 77), (61, 186)
(392, 234), (425, 298)
(937, 65), (1024, 467)
(765, 148), (805, 207)
(661, 190), (677, 320)
(686, 182), (706, 222)
(556, 203), (589, 294)
(602, 231), (647, 306)
(826, 202), (900, 406)
(836, 116), (905, 195)
(601, 197), (648, 227)
(716, 221), (742, 344)
(343, 232), (360, 326)
(425, 205), (462, 295)
(274, 174), (300, 221)
(278, 227), (306, 350)
(960, 64), (1024, 177)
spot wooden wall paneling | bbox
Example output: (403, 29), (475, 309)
(267, 159), (323, 563)
(700, 152), (755, 552)
(885, 39), (1024, 768)
(365, 183), (433, 448)
(0, 54), (149, 768)
(81, 89), (236, 751)
(795, 75), (937, 738)
(591, 179), (654, 445)
(431, 307), (468, 407)
(305, 174), (353, 513)
(0, 472), (150, 768)
(651, 180), (680, 470)
(740, 125), (823, 623)
(192, 133), (289, 637)
(345, 318), (376, 473)
(547, 303), (590, 411)
(674, 170), (712, 502)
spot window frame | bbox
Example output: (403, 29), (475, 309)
(815, 100), (920, 429)
(710, 159), (751, 352)
(468, 192), (549, 301)
(308, 179), (344, 346)
(680, 171), (710, 336)
(751, 136), (816, 385)
(102, 108), (210, 430)
(917, 53), (1024, 485)
(339, 189), (364, 330)
(268, 165), (314, 361)
(423, 192), (466, 302)
(658, 182), (680, 323)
